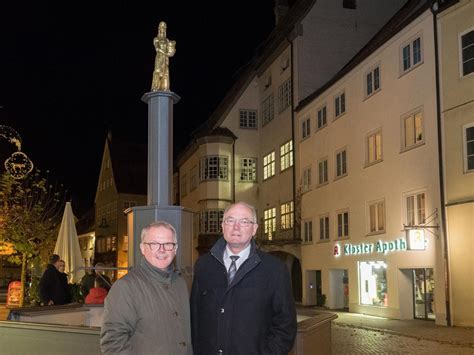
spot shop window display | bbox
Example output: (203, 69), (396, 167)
(359, 261), (387, 307)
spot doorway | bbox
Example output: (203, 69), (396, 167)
(413, 268), (435, 320)
(328, 269), (348, 310)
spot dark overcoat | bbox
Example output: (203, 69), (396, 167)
(191, 238), (297, 355)
(39, 264), (71, 305)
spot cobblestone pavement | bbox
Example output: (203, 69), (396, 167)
(333, 323), (474, 354)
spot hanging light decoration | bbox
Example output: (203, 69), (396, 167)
(0, 125), (34, 179)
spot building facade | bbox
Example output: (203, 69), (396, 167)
(177, 0), (407, 302)
(94, 137), (147, 280)
(295, 2), (451, 323)
(437, 0), (474, 327)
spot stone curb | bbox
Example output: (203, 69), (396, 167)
(333, 322), (474, 348)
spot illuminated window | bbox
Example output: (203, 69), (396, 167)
(200, 210), (224, 233)
(262, 94), (274, 126)
(359, 261), (387, 307)
(280, 140), (293, 171)
(460, 29), (474, 76)
(200, 156), (228, 181)
(280, 201), (294, 230)
(240, 157), (257, 182)
(319, 214), (330, 241)
(337, 210), (349, 238)
(402, 110), (424, 150)
(367, 130), (382, 165)
(239, 109), (257, 129)
(369, 200), (385, 234)
(278, 78), (292, 113)
(263, 151), (275, 180)
(264, 208), (276, 240)
(334, 92), (345, 118)
(400, 35), (423, 74)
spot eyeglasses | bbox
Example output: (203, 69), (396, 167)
(142, 242), (177, 252)
(223, 217), (255, 227)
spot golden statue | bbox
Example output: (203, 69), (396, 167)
(151, 21), (176, 92)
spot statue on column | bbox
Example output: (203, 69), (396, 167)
(151, 21), (176, 92)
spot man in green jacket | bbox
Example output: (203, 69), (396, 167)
(100, 221), (192, 354)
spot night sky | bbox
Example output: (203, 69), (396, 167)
(0, 1), (275, 215)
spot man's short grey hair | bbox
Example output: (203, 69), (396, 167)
(223, 202), (257, 223)
(140, 221), (178, 243)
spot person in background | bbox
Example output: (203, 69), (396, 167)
(57, 259), (71, 303)
(39, 254), (71, 305)
(100, 221), (191, 354)
(85, 276), (109, 304)
(191, 202), (297, 354)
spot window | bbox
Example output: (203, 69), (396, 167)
(402, 110), (424, 150)
(278, 79), (292, 113)
(302, 166), (312, 191)
(262, 94), (274, 126)
(336, 149), (347, 178)
(464, 123), (474, 172)
(337, 210), (349, 238)
(302, 118), (311, 139)
(281, 201), (294, 230)
(180, 173), (188, 197)
(303, 220), (313, 243)
(200, 156), (228, 181)
(335, 92), (346, 118)
(369, 200), (385, 234)
(359, 261), (387, 307)
(200, 210), (224, 233)
(239, 109), (258, 129)
(264, 208), (276, 240)
(240, 157), (257, 182)
(319, 215), (330, 241)
(366, 66), (381, 97)
(318, 158), (328, 185)
(367, 130), (382, 165)
(263, 151), (276, 180)
(460, 29), (474, 76)
(401, 35), (423, 74)
(190, 166), (198, 191)
(280, 140), (294, 171)
(317, 106), (327, 130)
(406, 192), (426, 226)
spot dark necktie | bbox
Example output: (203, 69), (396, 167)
(227, 255), (240, 284)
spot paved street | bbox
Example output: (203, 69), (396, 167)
(333, 323), (474, 354)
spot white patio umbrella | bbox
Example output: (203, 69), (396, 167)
(54, 202), (85, 283)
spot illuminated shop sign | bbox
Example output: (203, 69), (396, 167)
(334, 238), (407, 257)
(406, 229), (426, 250)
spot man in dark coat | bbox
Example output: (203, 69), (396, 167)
(191, 202), (297, 355)
(39, 254), (71, 305)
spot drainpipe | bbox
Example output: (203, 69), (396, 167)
(429, 0), (451, 326)
(287, 27), (298, 242)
